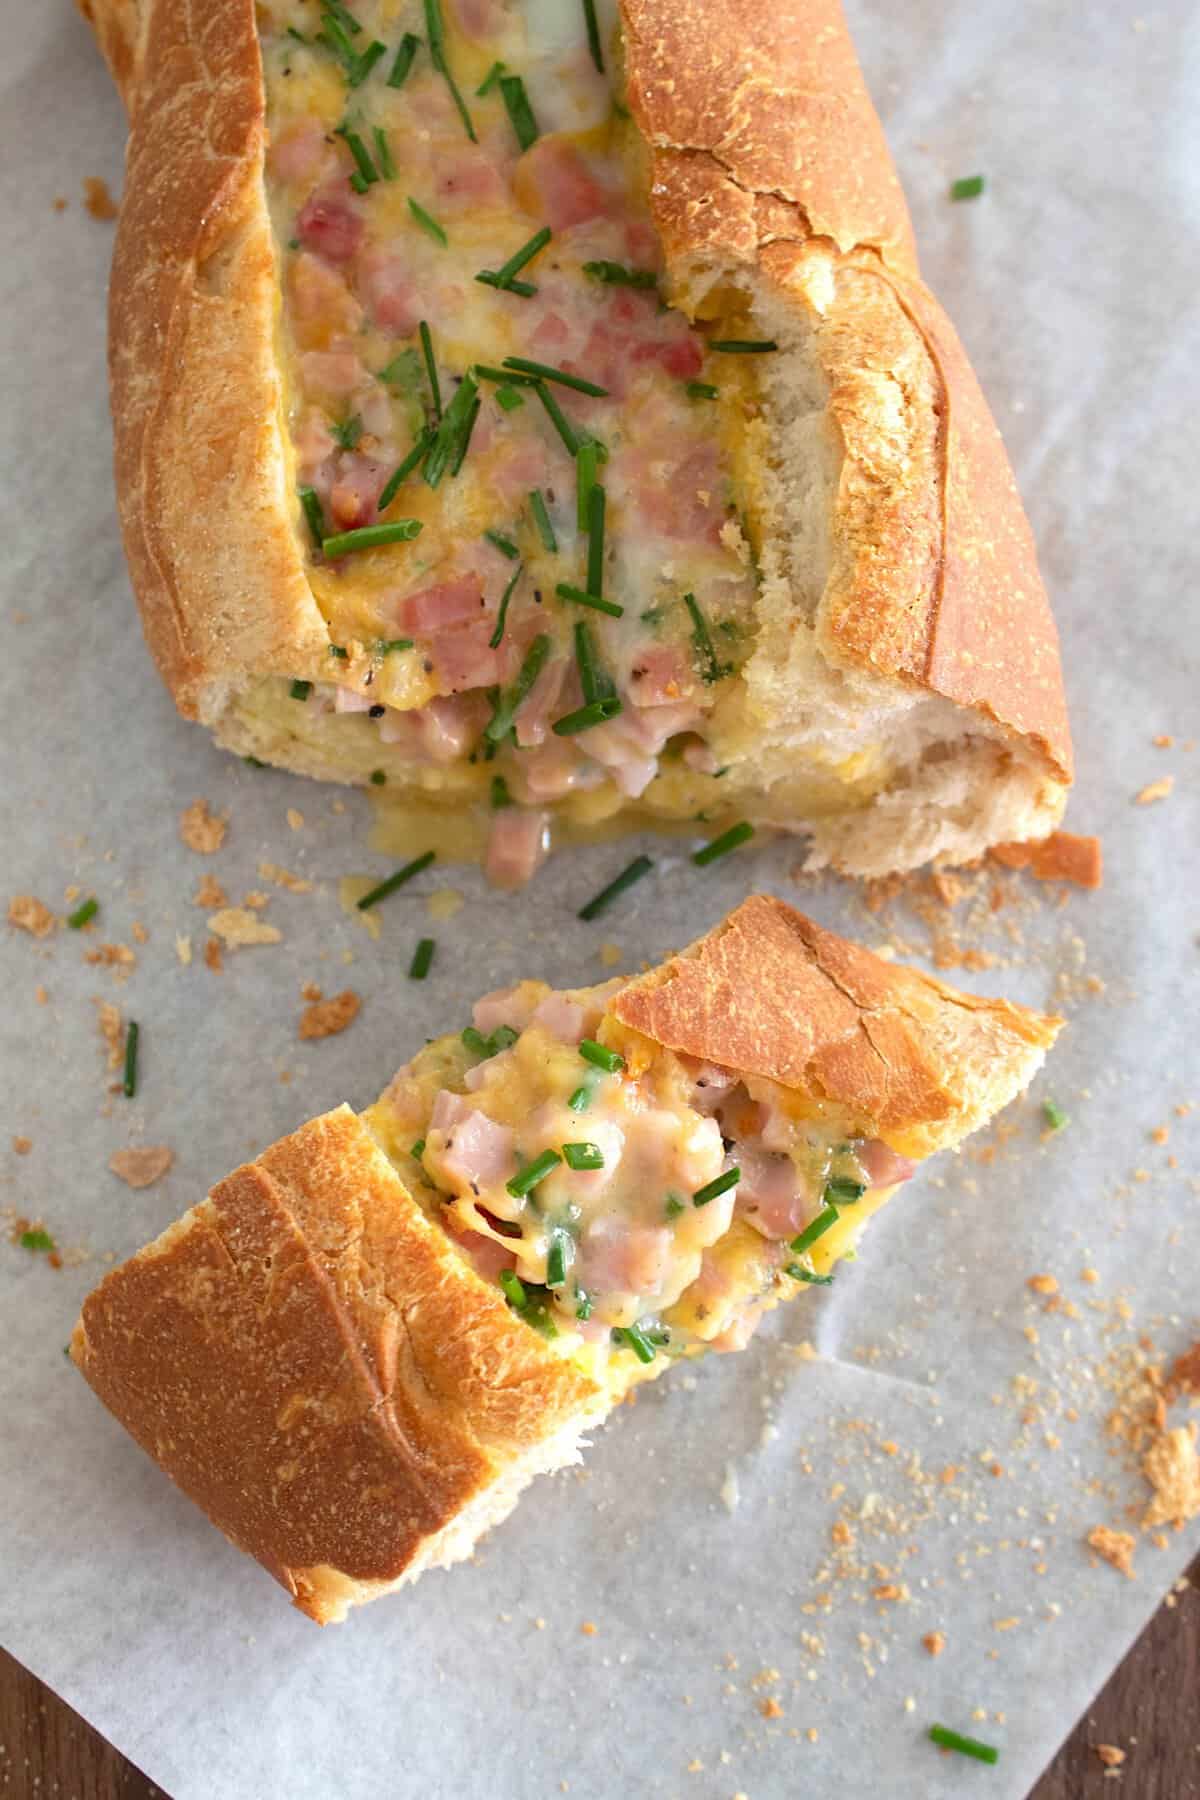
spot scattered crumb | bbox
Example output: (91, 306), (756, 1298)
(258, 861), (313, 894)
(96, 1001), (124, 1070)
(759, 1698), (784, 1719)
(301, 981), (323, 1003)
(52, 195), (67, 212)
(8, 895), (56, 937)
(990, 831), (1103, 889)
(1027, 1273), (1059, 1295)
(193, 875), (228, 909)
(204, 936), (224, 973)
(175, 933), (193, 966)
(600, 942), (622, 967)
(83, 176), (119, 220)
(1152, 734), (1173, 748)
(84, 943), (136, 970)
(241, 890), (271, 911)
(1142, 1426), (1200, 1529)
(580, 1621), (597, 1637)
(109, 1146), (174, 1189)
(1095, 1745), (1126, 1768)
(426, 887), (464, 923)
(287, 808), (305, 831)
(180, 799), (227, 854)
(131, 920), (148, 945)
(922, 1631), (945, 1657)
(34, 986), (48, 1005)
(12, 1137), (32, 1156)
(1134, 777), (1173, 805)
(720, 1462), (740, 1513)
(207, 908), (281, 948)
(1170, 1344), (1200, 1395)
(299, 990), (361, 1040)
(1088, 1525), (1136, 1578)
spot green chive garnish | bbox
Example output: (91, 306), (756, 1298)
(243, 755), (267, 767)
(376, 637), (414, 654)
(503, 356), (608, 397)
(499, 1268), (527, 1308)
(582, 260), (657, 289)
(488, 226), (551, 291)
(693, 1167), (739, 1207)
(409, 937), (435, 979)
(495, 384), (524, 411)
(490, 774), (512, 808)
(488, 562), (523, 648)
(378, 429), (433, 511)
(664, 1195), (686, 1220)
(423, 373), (479, 487)
(370, 769), (386, 785)
(534, 382), (580, 456)
(685, 380), (718, 400)
(324, 1), (361, 36)
(485, 529), (519, 560)
(507, 1148), (562, 1198)
(20, 1229), (55, 1254)
(410, 1138), (426, 1159)
(555, 582), (623, 619)
(450, 396), (481, 476)
(563, 1142), (604, 1171)
(578, 855), (653, 921)
(573, 618), (604, 704)
(472, 365), (537, 387)
(684, 591), (729, 683)
(585, 484), (606, 597)
(546, 1226), (573, 1286)
(122, 1020), (139, 1098)
(336, 129), (379, 186)
(476, 58), (505, 95)
(576, 439), (600, 531)
(330, 413), (363, 451)
(575, 1290), (593, 1320)
(579, 1039), (623, 1074)
(421, 0), (476, 140)
(790, 1204), (840, 1256)
(67, 897), (98, 930)
(928, 1725), (999, 1765)
(692, 820), (754, 865)
(487, 1025), (519, 1054)
(419, 320), (441, 418)
(613, 1323), (655, 1364)
(529, 488), (557, 552)
(785, 1263), (834, 1285)
(299, 485), (326, 547)
(475, 271), (537, 298)
(485, 632), (551, 742)
(498, 73), (539, 151)
(552, 696), (622, 736)
(373, 126), (395, 179)
(461, 1025), (490, 1056)
(949, 175), (985, 202)
(567, 1082), (593, 1112)
(322, 519), (424, 557)
(824, 1177), (866, 1205)
(582, 0), (604, 70)
(290, 679), (312, 701)
(408, 196), (448, 245)
(1043, 1099), (1068, 1132)
(709, 339), (777, 353)
(356, 849), (436, 910)
(348, 39), (386, 86)
(328, 644), (348, 658)
(387, 32), (421, 87)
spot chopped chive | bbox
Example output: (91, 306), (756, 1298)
(355, 849), (436, 910)
(499, 1268), (527, 1308)
(299, 485), (325, 546)
(419, 320), (441, 419)
(476, 58), (505, 95)
(485, 633), (552, 742)
(450, 395), (481, 476)
(244, 756), (267, 768)
(490, 226), (552, 289)
(824, 1177), (866, 1205)
(507, 1148), (562, 1198)
(928, 1725), (999, 1765)
(287, 26), (309, 45)
(581, 0), (604, 70)
(552, 696), (622, 736)
(461, 1025), (490, 1056)
(529, 488), (557, 552)
(709, 339), (777, 353)
(316, 10), (358, 68)
(423, 373), (480, 487)
(495, 384), (524, 411)
(485, 529), (520, 560)
(490, 774), (512, 808)
(323, 0), (361, 35)
(472, 364), (537, 387)
(347, 39), (386, 86)
(585, 484), (606, 597)
(576, 439), (600, 532)
(498, 73), (539, 151)
(422, 0), (476, 140)
(693, 1166), (739, 1207)
(122, 1020), (139, 1098)
(348, 172), (370, 195)
(290, 679), (312, 701)
(67, 896), (98, 930)
(567, 1082), (594, 1112)
(475, 271), (537, 298)
(534, 382), (580, 456)
(546, 1226), (574, 1287)
(579, 1039), (623, 1074)
(410, 1137), (426, 1159)
(20, 1228), (56, 1253)
(1043, 1099), (1068, 1132)
(487, 1024), (519, 1055)
(683, 591), (729, 683)
(328, 643), (348, 658)
(582, 260), (657, 289)
(409, 937), (435, 979)
(685, 380), (719, 400)
(575, 1289), (593, 1320)
(790, 1204), (840, 1256)
(503, 356), (608, 397)
(387, 32), (421, 87)
(785, 1263), (834, 1285)
(664, 1194), (686, 1220)
(573, 618), (600, 703)
(692, 820), (755, 865)
(578, 855), (653, 922)
(488, 562), (523, 648)
(330, 413), (363, 451)
(376, 637), (414, 654)
(555, 582), (623, 619)
(369, 769), (386, 785)
(613, 1323), (655, 1364)
(373, 126), (395, 179)
(322, 519), (424, 557)
(336, 129), (379, 186)
(562, 1142), (604, 1171)
(378, 429), (433, 511)
(949, 175), (985, 202)
(408, 196), (448, 246)
(376, 345), (424, 390)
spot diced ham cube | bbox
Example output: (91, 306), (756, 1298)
(355, 248), (421, 335)
(579, 1218), (671, 1299)
(530, 993), (587, 1043)
(296, 185), (364, 265)
(473, 984), (539, 1036)
(627, 643), (694, 707)
(298, 348), (363, 404)
(485, 809), (551, 890)
(377, 694), (489, 762)
(294, 407), (335, 481)
(632, 441), (725, 543)
(431, 619), (515, 694)
(269, 120), (332, 188)
(735, 1148), (807, 1240)
(688, 1062), (737, 1113)
(710, 1308), (765, 1354)
(430, 1089), (471, 1133)
(334, 686), (372, 714)
(682, 739), (721, 775)
(437, 147), (509, 210)
(394, 576), (488, 637)
(517, 741), (591, 802)
(447, 1223), (516, 1283)
(288, 251), (363, 345)
(328, 454), (388, 530)
(515, 655), (568, 748)
(432, 1103), (515, 1191)
(514, 137), (613, 232)
(856, 1140), (918, 1187)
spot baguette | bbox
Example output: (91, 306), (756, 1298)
(73, 897), (1060, 1622)
(79, 0), (1071, 884)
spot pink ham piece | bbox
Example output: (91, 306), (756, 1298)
(530, 993), (587, 1043)
(627, 643), (694, 707)
(682, 739), (722, 776)
(857, 1140), (918, 1187)
(632, 441), (726, 543)
(431, 1097), (514, 1192)
(437, 146), (509, 210)
(515, 656), (568, 748)
(288, 252), (363, 343)
(710, 1309), (766, 1355)
(579, 1218), (672, 1299)
(296, 185), (364, 265)
(334, 686), (372, 714)
(269, 120), (332, 188)
(448, 1225), (516, 1283)
(294, 408), (335, 482)
(377, 694), (490, 762)
(485, 809), (551, 890)
(518, 740), (593, 802)
(393, 576), (488, 638)
(688, 1062), (737, 1113)
(515, 137), (612, 231)
(298, 349), (362, 404)
(472, 985), (539, 1037)
(328, 455), (389, 530)
(355, 248), (421, 335)
(431, 619), (515, 694)
(735, 1148), (808, 1240)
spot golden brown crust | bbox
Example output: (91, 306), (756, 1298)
(621, 0), (1072, 783)
(71, 1107), (598, 1622)
(610, 896), (1060, 1155)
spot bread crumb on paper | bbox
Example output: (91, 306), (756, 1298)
(84, 942), (136, 972)
(287, 808), (305, 831)
(1134, 776), (1173, 805)
(204, 936), (224, 973)
(1027, 1273), (1059, 1295)
(207, 908), (281, 949)
(990, 831), (1103, 889)
(922, 1631), (945, 1656)
(299, 990), (360, 1040)
(109, 1146), (174, 1189)
(180, 799), (228, 853)
(8, 895), (56, 937)
(83, 175), (119, 220)
(259, 861), (313, 894)
(1087, 1525), (1136, 1577)
(175, 933), (193, 965)
(95, 1000), (124, 1071)
(1096, 1744), (1126, 1768)
(1142, 1425), (1200, 1529)
(193, 875), (228, 908)
(12, 1137), (32, 1156)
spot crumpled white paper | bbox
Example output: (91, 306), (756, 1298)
(1, 2), (1198, 1795)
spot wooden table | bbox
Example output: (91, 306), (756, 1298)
(2, 1559), (1197, 1798)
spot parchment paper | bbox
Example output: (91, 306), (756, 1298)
(2, 3), (1198, 1795)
